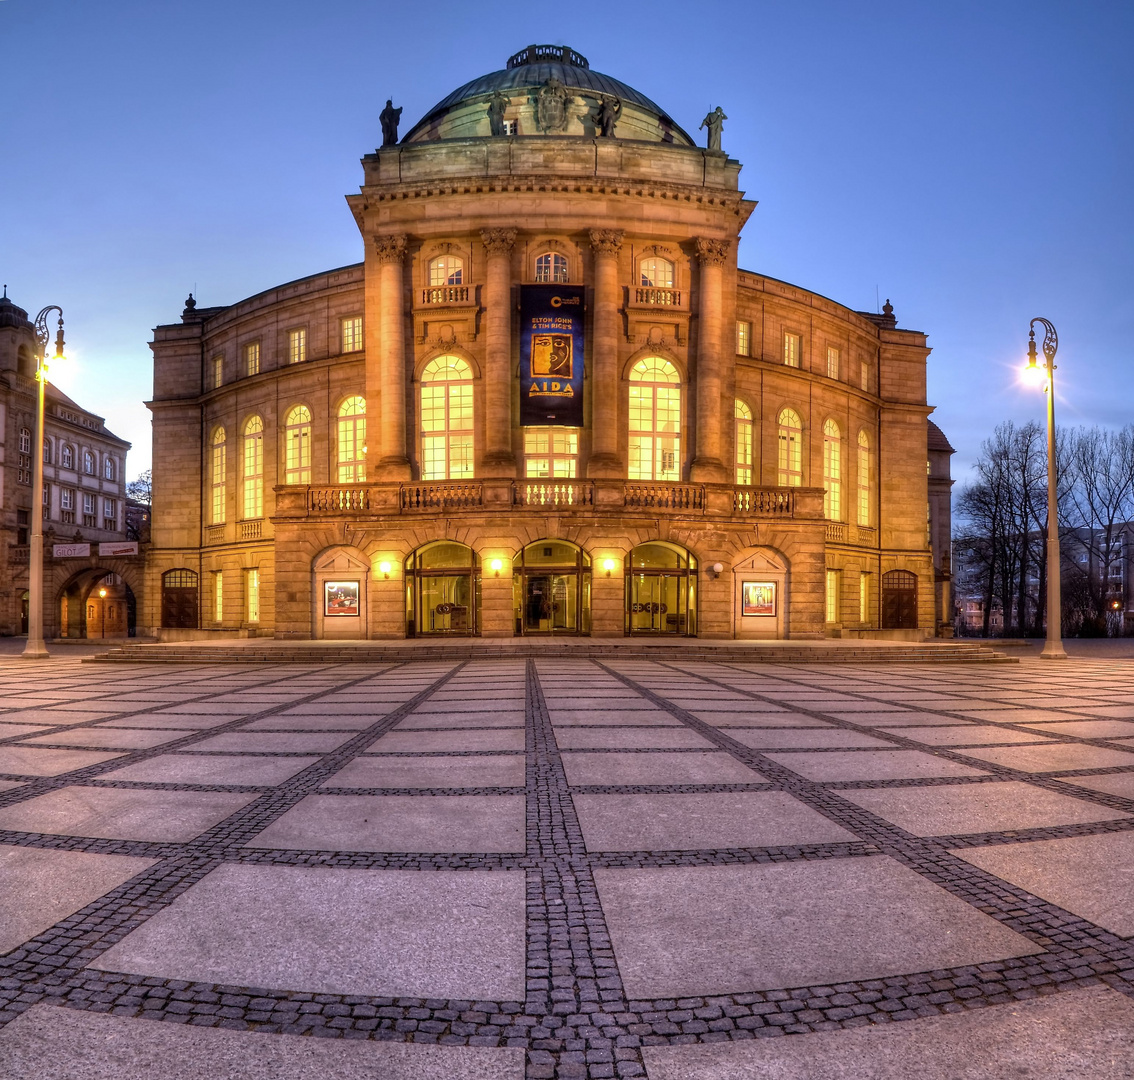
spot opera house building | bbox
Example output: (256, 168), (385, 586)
(144, 45), (949, 642)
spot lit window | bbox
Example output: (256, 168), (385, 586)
(242, 415), (264, 519)
(213, 571), (224, 623)
(83, 450), (95, 474)
(524, 428), (579, 478)
(341, 316), (363, 353)
(640, 257), (674, 288)
(246, 568), (260, 623)
(628, 356), (681, 482)
(783, 332), (801, 368)
(736, 321), (751, 357)
(284, 405), (312, 484)
(860, 572), (869, 622)
(19, 428), (31, 454)
(288, 328), (307, 365)
(860, 360), (869, 391)
(857, 430), (871, 527)
(420, 355), (474, 480)
(104, 457), (115, 481)
(210, 426), (226, 524)
(823, 419), (841, 520)
(337, 395), (367, 482)
(244, 342), (260, 376)
(535, 252), (569, 283)
(826, 346), (840, 380)
(211, 355), (223, 389)
(429, 255), (464, 287)
(61, 444), (74, 469)
(734, 399), (753, 485)
(777, 408), (802, 487)
(826, 569), (840, 623)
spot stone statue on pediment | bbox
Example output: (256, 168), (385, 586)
(380, 99), (402, 147)
(596, 95), (622, 137)
(700, 105), (727, 152)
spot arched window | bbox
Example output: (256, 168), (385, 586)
(421, 355), (473, 480)
(61, 444), (74, 469)
(284, 405), (312, 484)
(429, 255), (463, 286)
(857, 429), (871, 527)
(83, 450), (95, 474)
(628, 357), (681, 482)
(734, 400), (753, 485)
(242, 415), (264, 519)
(640, 257), (674, 288)
(337, 395), (367, 483)
(19, 428), (31, 454)
(535, 252), (569, 283)
(104, 456), (115, 480)
(209, 427), (226, 524)
(43, 440), (53, 466)
(823, 419), (841, 520)
(777, 409), (802, 487)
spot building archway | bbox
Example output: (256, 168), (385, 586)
(312, 547), (369, 639)
(882, 570), (919, 629)
(732, 548), (789, 639)
(405, 541), (480, 636)
(625, 542), (697, 635)
(513, 540), (591, 635)
(60, 569), (136, 638)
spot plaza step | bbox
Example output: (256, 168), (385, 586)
(89, 639), (1014, 664)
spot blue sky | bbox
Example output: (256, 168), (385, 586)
(3, 0), (1131, 482)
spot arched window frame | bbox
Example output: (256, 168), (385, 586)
(857, 429), (871, 527)
(734, 399), (753, 486)
(777, 408), (803, 487)
(428, 254), (464, 287)
(628, 356), (682, 482)
(83, 449), (95, 475)
(420, 355), (474, 481)
(337, 395), (367, 483)
(43, 439), (53, 466)
(61, 444), (74, 469)
(823, 418), (842, 521)
(534, 251), (569, 284)
(242, 415), (264, 519)
(103, 456), (115, 481)
(19, 428), (32, 455)
(639, 256), (675, 288)
(209, 426), (227, 525)
(284, 405), (312, 484)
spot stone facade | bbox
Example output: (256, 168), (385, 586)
(144, 47), (942, 642)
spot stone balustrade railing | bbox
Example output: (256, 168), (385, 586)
(633, 286), (682, 307)
(515, 481), (593, 508)
(421, 285), (471, 305)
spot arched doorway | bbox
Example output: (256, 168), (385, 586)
(405, 541), (480, 636)
(732, 548), (789, 639)
(61, 570), (137, 638)
(513, 540), (591, 635)
(882, 570), (919, 629)
(626, 542), (697, 635)
(161, 569), (199, 629)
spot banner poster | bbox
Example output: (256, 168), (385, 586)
(519, 284), (585, 427)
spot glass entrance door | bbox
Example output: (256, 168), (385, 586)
(523, 573), (578, 633)
(629, 572), (688, 634)
(513, 540), (591, 636)
(406, 541), (480, 636)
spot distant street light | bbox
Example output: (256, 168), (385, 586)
(1024, 317), (1068, 660)
(21, 306), (66, 660)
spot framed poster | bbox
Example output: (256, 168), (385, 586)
(519, 284), (585, 426)
(741, 581), (776, 617)
(324, 581), (360, 617)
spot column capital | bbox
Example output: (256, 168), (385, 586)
(695, 237), (730, 267)
(373, 234), (408, 263)
(588, 228), (624, 257)
(480, 227), (517, 256)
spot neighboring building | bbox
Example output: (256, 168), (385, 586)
(0, 292), (139, 638)
(146, 45), (942, 641)
(927, 420), (955, 636)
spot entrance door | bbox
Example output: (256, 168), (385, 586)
(161, 569), (199, 629)
(882, 570), (918, 629)
(523, 573), (578, 633)
(20, 591), (28, 635)
(513, 540), (590, 636)
(628, 573), (687, 634)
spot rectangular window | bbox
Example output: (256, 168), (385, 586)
(103, 497), (117, 529)
(783, 332), (801, 368)
(860, 360), (869, 391)
(736, 320), (751, 357)
(83, 493), (95, 514)
(341, 316), (363, 353)
(826, 346), (840, 380)
(246, 568), (260, 623)
(213, 571), (224, 623)
(857, 442), (870, 527)
(211, 355), (223, 389)
(826, 569), (840, 624)
(61, 488), (75, 511)
(288, 328), (307, 365)
(42, 483), (51, 518)
(244, 342), (260, 377)
(524, 429), (579, 479)
(859, 572), (869, 623)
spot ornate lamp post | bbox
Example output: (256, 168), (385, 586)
(1024, 317), (1067, 660)
(21, 306), (66, 660)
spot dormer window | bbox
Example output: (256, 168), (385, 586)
(640, 257), (674, 289)
(429, 255), (464, 287)
(535, 252), (568, 283)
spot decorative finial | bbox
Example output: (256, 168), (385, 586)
(184, 293), (196, 311)
(882, 298), (893, 318)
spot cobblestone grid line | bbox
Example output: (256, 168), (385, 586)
(0, 658), (1128, 1080)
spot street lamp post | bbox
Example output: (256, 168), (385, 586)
(98, 585), (108, 639)
(21, 306), (66, 660)
(1025, 316), (1068, 660)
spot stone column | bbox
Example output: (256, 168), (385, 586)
(691, 237), (729, 482)
(374, 234), (411, 480)
(587, 228), (624, 478)
(480, 227), (518, 477)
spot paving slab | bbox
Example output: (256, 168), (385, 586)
(956, 830), (1134, 936)
(830, 711), (971, 726)
(18, 727), (189, 750)
(0, 844), (153, 954)
(878, 725), (1056, 746)
(98, 713), (238, 729)
(549, 709), (680, 726)
(0, 724), (54, 738)
(398, 711), (525, 728)
(372, 729), (525, 752)
(552, 726), (715, 749)
(573, 791), (854, 851)
(594, 855), (1039, 998)
(841, 780), (1131, 836)
(246, 793), (526, 852)
(0, 1005), (524, 1080)
(697, 711), (832, 727)
(0, 745), (125, 777)
(101, 753), (321, 786)
(324, 754), (526, 788)
(93, 863), (526, 1000)
(0, 786), (256, 842)
(957, 743), (1134, 772)
(765, 749), (988, 781)
(642, 984), (1134, 1080)
(727, 728), (894, 749)
(1054, 772), (1134, 799)
(561, 750), (763, 785)
(186, 731), (358, 753)
(1019, 719), (1134, 738)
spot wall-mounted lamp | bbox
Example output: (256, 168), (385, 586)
(707, 562), (725, 580)
(378, 561), (391, 579)
(98, 587), (108, 599)
(489, 558), (504, 577)
(603, 558), (616, 577)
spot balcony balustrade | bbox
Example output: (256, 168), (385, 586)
(401, 482), (483, 511)
(239, 520), (263, 541)
(634, 286), (682, 307)
(309, 486), (370, 513)
(204, 525), (226, 545)
(825, 522), (878, 545)
(515, 481), (593, 508)
(421, 285), (470, 305)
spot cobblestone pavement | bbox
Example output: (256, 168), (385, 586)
(0, 655), (1132, 1078)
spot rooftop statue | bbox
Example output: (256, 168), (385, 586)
(700, 106), (727, 152)
(487, 90), (509, 137)
(380, 99), (402, 147)
(596, 95), (622, 137)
